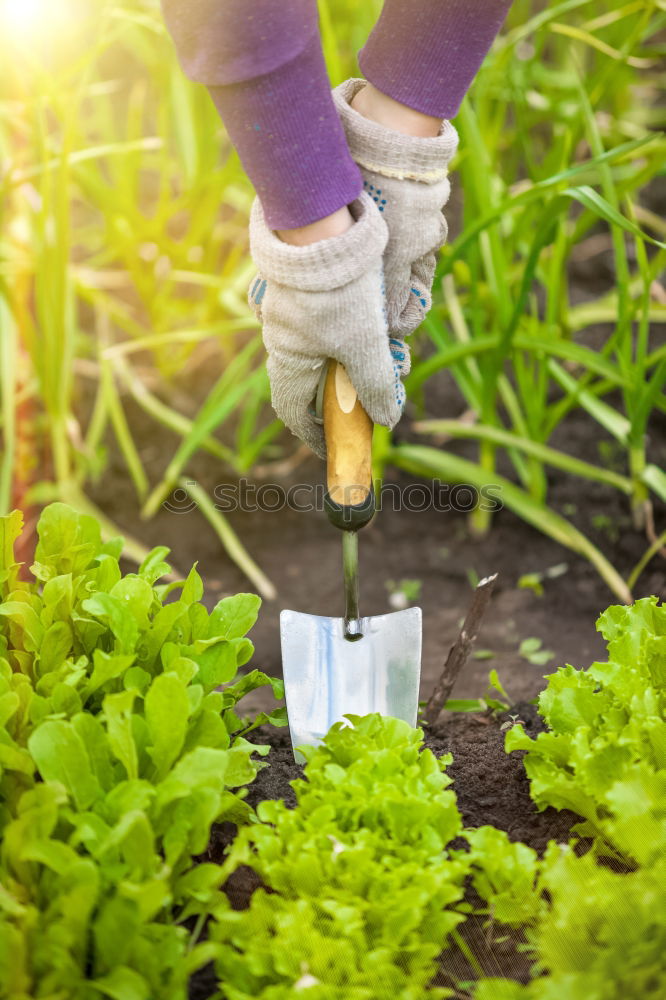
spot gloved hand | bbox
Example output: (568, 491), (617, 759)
(332, 78), (458, 337)
(248, 191), (409, 458)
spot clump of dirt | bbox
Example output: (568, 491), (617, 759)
(243, 725), (304, 812)
(424, 702), (579, 854)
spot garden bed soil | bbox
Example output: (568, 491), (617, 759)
(87, 376), (666, 724)
(87, 331), (663, 999)
(92, 438), (664, 730)
(189, 703), (579, 998)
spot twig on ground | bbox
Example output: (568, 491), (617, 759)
(423, 573), (498, 725)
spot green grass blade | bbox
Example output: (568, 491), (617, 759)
(413, 420), (633, 494)
(180, 478), (276, 601)
(113, 356), (238, 468)
(142, 340), (264, 518)
(388, 443), (632, 604)
(442, 135), (661, 267)
(627, 529), (666, 592)
(563, 185), (666, 249)
(547, 361), (631, 442)
(101, 358), (149, 501)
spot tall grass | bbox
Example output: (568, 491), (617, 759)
(0, 0), (277, 591)
(0, 0), (664, 599)
(391, 0), (666, 599)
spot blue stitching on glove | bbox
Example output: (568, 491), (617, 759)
(389, 338), (406, 363)
(410, 286), (428, 309)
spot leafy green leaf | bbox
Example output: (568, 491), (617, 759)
(28, 720), (101, 809)
(180, 564), (204, 606)
(519, 636), (555, 666)
(138, 547), (171, 586)
(144, 673), (189, 778)
(207, 594), (261, 641)
(82, 593), (139, 654)
(87, 650), (136, 698)
(0, 600), (45, 653)
(103, 691), (138, 780)
(0, 510), (23, 594)
(38, 621), (73, 675)
(34, 503), (103, 577)
(192, 638), (252, 692)
(109, 577), (155, 629)
(72, 712), (116, 792)
(91, 967), (150, 1000)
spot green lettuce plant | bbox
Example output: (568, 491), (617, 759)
(3, 513), (663, 1000)
(206, 609), (666, 1000)
(210, 714), (472, 999)
(0, 503), (285, 998)
(474, 846), (666, 1000)
(470, 596), (666, 998)
(505, 597), (666, 866)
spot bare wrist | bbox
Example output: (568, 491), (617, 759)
(276, 205), (354, 246)
(351, 82), (442, 139)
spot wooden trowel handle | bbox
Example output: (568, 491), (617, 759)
(323, 360), (375, 531)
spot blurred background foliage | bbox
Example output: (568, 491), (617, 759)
(0, 0), (665, 599)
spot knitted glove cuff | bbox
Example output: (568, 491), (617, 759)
(249, 190), (388, 292)
(332, 78), (458, 184)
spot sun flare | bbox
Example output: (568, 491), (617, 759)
(1, 0), (42, 33)
(1, 0), (74, 40)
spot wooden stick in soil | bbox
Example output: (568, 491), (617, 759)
(423, 573), (498, 726)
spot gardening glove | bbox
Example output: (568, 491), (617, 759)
(248, 190), (409, 459)
(332, 78), (459, 337)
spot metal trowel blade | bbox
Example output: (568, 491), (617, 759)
(280, 606), (422, 762)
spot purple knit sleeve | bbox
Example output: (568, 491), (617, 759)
(160, 0), (318, 84)
(161, 0), (362, 229)
(208, 34), (363, 231)
(359, 0), (513, 119)
(161, 1), (513, 230)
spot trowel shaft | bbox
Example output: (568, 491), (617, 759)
(342, 530), (361, 640)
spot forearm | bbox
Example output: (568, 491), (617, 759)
(160, 0), (318, 86)
(161, 0), (361, 231)
(208, 32), (361, 232)
(161, 0), (513, 232)
(359, 0), (514, 119)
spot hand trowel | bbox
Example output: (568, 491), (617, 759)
(280, 360), (422, 762)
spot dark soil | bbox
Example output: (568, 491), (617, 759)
(230, 701), (578, 860)
(187, 703), (580, 998)
(86, 379), (666, 728)
(424, 703), (579, 853)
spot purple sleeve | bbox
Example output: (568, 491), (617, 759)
(161, 1), (512, 230)
(161, 0), (361, 230)
(161, 0), (315, 84)
(208, 33), (363, 231)
(360, 0), (514, 119)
